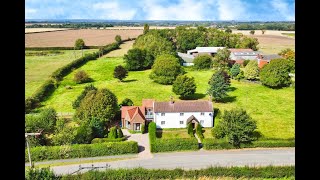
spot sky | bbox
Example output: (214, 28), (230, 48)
(25, 0), (295, 21)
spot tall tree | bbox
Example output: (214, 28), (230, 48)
(72, 84), (97, 109)
(230, 63), (241, 78)
(149, 54), (184, 85)
(113, 65), (128, 81)
(75, 88), (119, 125)
(74, 39), (85, 50)
(172, 75), (197, 98)
(213, 108), (257, 148)
(207, 70), (230, 102)
(123, 48), (154, 70)
(212, 48), (231, 70)
(260, 59), (293, 88)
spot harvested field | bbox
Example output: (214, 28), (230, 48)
(25, 29), (143, 47)
(25, 28), (71, 33)
(253, 35), (295, 54)
(104, 41), (134, 57)
(232, 30), (295, 36)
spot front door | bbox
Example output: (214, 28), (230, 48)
(136, 123), (140, 131)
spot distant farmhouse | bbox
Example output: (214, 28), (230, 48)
(121, 98), (214, 130)
(178, 46), (282, 68)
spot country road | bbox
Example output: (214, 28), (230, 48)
(51, 147), (295, 176)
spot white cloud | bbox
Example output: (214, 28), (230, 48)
(25, 8), (37, 19)
(271, 0), (295, 21)
(216, 0), (247, 20)
(92, 1), (136, 20)
(142, 0), (213, 21)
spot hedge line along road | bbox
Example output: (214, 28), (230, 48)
(51, 147), (294, 176)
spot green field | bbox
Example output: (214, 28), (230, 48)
(41, 56), (294, 139)
(282, 33), (295, 37)
(25, 49), (97, 98)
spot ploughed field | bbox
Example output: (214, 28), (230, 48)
(25, 29), (143, 47)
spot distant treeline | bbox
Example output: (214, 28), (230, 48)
(236, 23), (295, 31)
(26, 23), (114, 29)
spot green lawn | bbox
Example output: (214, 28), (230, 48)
(281, 33), (295, 37)
(25, 49), (97, 98)
(157, 128), (191, 139)
(41, 57), (294, 139)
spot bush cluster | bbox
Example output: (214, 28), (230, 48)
(91, 137), (126, 144)
(152, 138), (199, 153)
(25, 141), (138, 162)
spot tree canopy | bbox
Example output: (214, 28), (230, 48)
(149, 54), (185, 85)
(244, 60), (259, 80)
(124, 48), (154, 71)
(74, 39), (85, 50)
(260, 59), (293, 88)
(207, 70), (230, 102)
(113, 65), (128, 81)
(213, 48), (231, 70)
(193, 55), (213, 70)
(172, 75), (197, 98)
(75, 88), (119, 124)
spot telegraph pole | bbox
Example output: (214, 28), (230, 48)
(25, 132), (41, 167)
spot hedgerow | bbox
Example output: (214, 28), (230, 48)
(60, 166), (295, 179)
(25, 141), (138, 162)
(91, 137), (126, 144)
(152, 138), (199, 153)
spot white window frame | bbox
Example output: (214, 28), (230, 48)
(161, 113), (165, 116)
(161, 121), (165, 125)
(180, 113), (184, 116)
(180, 121), (183, 124)
(200, 120), (204, 124)
(200, 112), (205, 116)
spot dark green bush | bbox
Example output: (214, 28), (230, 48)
(25, 167), (56, 180)
(25, 141), (138, 162)
(148, 122), (157, 152)
(193, 55), (213, 70)
(73, 70), (91, 84)
(118, 128), (124, 138)
(91, 137), (126, 144)
(141, 124), (145, 134)
(72, 84), (97, 109)
(195, 123), (204, 141)
(187, 123), (194, 137)
(152, 138), (198, 153)
(31, 79), (56, 103)
(108, 127), (118, 139)
(59, 166), (296, 179)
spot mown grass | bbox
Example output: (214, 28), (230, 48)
(41, 57), (294, 139)
(281, 33), (295, 37)
(25, 49), (97, 98)
(157, 128), (191, 139)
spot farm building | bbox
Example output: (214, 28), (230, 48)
(121, 98), (214, 130)
(178, 46), (225, 66)
(257, 54), (282, 68)
(228, 48), (259, 65)
(177, 52), (195, 66)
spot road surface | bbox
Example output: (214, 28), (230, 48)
(51, 147), (294, 176)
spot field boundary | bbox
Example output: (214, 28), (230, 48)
(25, 39), (134, 113)
(25, 28), (75, 34)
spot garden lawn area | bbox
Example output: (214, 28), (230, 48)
(25, 49), (97, 98)
(41, 57), (294, 140)
(157, 128), (191, 139)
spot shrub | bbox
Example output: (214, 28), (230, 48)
(141, 124), (145, 134)
(74, 121), (93, 144)
(149, 54), (185, 85)
(193, 55), (213, 70)
(212, 48), (231, 70)
(235, 70), (245, 81)
(74, 70), (91, 84)
(51, 125), (77, 145)
(260, 59), (293, 88)
(152, 138), (199, 153)
(108, 127), (118, 139)
(172, 75), (196, 98)
(244, 60), (259, 80)
(187, 123), (194, 137)
(115, 35), (122, 43)
(25, 108), (58, 133)
(74, 38), (85, 50)
(25, 167), (56, 180)
(26, 141), (138, 162)
(91, 137), (126, 144)
(113, 65), (128, 81)
(211, 125), (225, 139)
(250, 30), (255, 35)
(148, 122), (157, 152)
(195, 123), (204, 140)
(118, 128), (124, 138)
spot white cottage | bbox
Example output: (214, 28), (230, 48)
(121, 98), (214, 129)
(153, 98), (214, 129)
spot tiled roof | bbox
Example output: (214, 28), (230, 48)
(142, 99), (155, 108)
(121, 106), (138, 119)
(154, 100), (213, 113)
(228, 48), (253, 52)
(127, 107), (138, 119)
